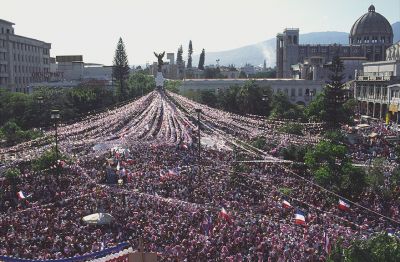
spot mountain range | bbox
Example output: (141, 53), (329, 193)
(193, 22), (400, 67)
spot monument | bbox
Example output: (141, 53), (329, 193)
(154, 51), (165, 89)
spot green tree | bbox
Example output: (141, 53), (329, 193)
(198, 48), (205, 70)
(278, 122), (303, 136)
(270, 92), (304, 120)
(4, 168), (21, 195)
(324, 55), (347, 128)
(113, 37), (130, 100)
(235, 80), (270, 116)
(164, 80), (181, 93)
(32, 147), (64, 171)
(187, 40), (193, 68)
(305, 140), (366, 197)
(239, 71), (247, 78)
(340, 233), (400, 262)
(176, 45), (183, 64)
(200, 90), (217, 107)
(127, 72), (156, 98)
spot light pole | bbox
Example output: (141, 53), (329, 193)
(51, 109), (60, 160)
(195, 108), (202, 165)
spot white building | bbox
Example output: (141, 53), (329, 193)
(0, 19), (51, 92)
(354, 41), (400, 121)
(29, 55), (113, 91)
(179, 78), (324, 105)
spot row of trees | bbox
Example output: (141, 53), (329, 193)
(176, 41), (205, 69)
(0, 71), (155, 146)
(186, 80), (311, 120)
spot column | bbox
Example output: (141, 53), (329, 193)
(367, 102), (369, 116)
(373, 103), (376, 118)
(380, 104), (383, 119)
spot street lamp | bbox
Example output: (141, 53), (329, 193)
(262, 95), (269, 117)
(51, 109), (60, 160)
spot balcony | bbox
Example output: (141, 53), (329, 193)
(356, 75), (391, 81)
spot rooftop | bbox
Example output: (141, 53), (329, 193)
(0, 19), (14, 25)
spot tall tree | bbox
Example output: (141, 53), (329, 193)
(187, 40), (193, 68)
(176, 45), (183, 64)
(113, 37), (130, 99)
(198, 48), (205, 70)
(325, 55), (346, 129)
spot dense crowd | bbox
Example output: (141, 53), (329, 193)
(0, 90), (399, 260)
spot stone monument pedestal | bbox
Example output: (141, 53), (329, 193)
(155, 71), (164, 89)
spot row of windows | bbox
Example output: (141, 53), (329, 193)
(0, 27), (13, 34)
(14, 76), (32, 85)
(0, 64), (6, 73)
(13, 53), (48, 64)
(274, 88), (317, 97)
(13, 65), (49, 74)
(12, 42), (49, 55)
(0, 77), (7, 85)
(354, 36), (390, 44)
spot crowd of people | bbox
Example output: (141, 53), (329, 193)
(0, 90), (399, 261)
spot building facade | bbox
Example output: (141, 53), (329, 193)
(276, 5), (393, 80)
(0, 19), (51, 92)
(353, 41), (400, 121)
(178, 78), (324, 105)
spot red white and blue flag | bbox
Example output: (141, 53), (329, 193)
(219, 207), (231, 222)
(282, 199), (292, 209)
(294, 210), (306, 225)
(338, 198), (350, 211)
(17, 191), (26, 200)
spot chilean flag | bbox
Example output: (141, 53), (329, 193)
(295, 210), (306, 225)
(219, 207), (231, 222)
(338, 198), (350, 211)
(17, 191), (26, 200)
(282, 199), (292, 209)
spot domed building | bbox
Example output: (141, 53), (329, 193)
(349, 5), (393, 61)
(276, 5), (394, 79)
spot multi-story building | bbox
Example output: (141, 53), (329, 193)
(276, 5), (393, 80)
(0, 19), (51, 92)
(353, 41), (400, 121)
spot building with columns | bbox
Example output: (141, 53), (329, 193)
(0, 19), (51, 92)
(354, 41), (400, 121)
(276, 5), (393, 80)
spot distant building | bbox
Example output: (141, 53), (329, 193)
(276, 5), (393, 80)
(0, 19), (51, 92)
(29, 55), (113, 91)
(179, 78), (324, 105)
(353, 41), (400, 121)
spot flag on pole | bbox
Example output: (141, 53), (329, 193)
(338, 198), (350, 211)
(294, 210), (306, 225)
(17, 191), (26, 200)
(282, 199), (292, 209)
(219, 207), (231, 222)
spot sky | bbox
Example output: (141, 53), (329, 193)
(2, 0), (399, 66)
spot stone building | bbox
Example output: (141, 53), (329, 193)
(276, 5), (393, 80)
(0, 19), (51, 92)
(353, 41), (400, 121)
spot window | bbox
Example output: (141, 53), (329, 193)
(364, 36), (369, 43)
(298, 88), (303, 96)
(291, 88), (295, 97)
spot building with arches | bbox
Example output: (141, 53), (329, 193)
(276, 5), (393, 80)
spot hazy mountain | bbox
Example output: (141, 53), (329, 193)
(193, 22), (399, 67)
